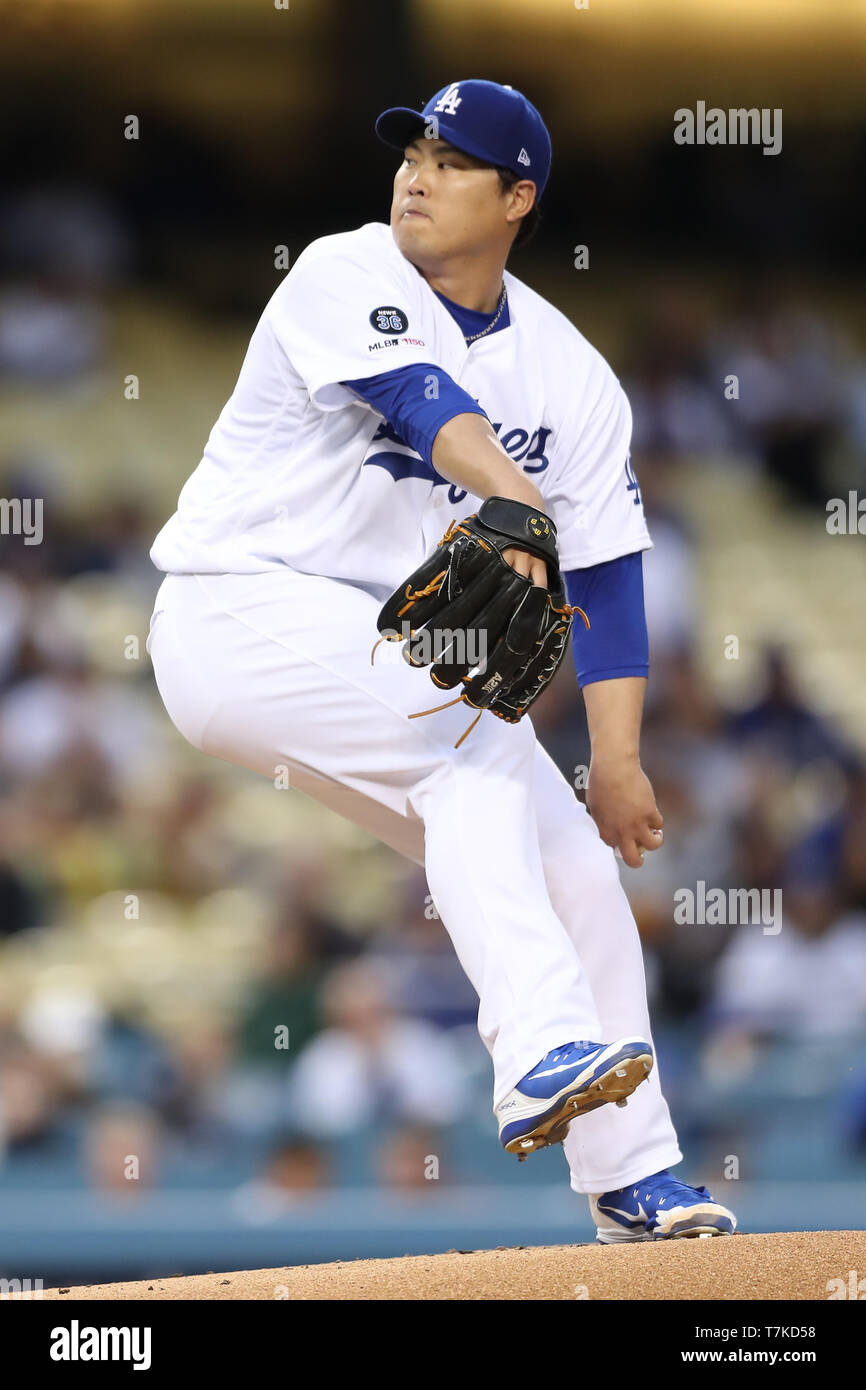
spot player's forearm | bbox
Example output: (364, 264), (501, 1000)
(583, 676), (662, 868)
(583, 676), (646, 763)
(431, 413), (543, 509)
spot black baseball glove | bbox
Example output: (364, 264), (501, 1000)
(373, 496), (588, 746)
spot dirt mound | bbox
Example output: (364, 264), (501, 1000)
(42, 1231), (865, 1300)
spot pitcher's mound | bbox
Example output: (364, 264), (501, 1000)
(42, 1230), (865, 1300)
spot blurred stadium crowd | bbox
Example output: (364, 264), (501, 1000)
(2, 182), (866, 1218)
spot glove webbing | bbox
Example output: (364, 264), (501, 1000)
(368, 519), (479, 663)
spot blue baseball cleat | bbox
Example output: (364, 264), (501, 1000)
(496, 1037), (654, 1159)
(590, 1168), (737, 1242)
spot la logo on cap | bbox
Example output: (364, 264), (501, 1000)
(433, 83), (462, 116)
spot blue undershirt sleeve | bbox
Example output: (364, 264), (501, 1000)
(564, 551), (649, 687)
(343, 363), (487, 465)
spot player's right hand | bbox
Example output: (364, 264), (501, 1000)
(585, 759), (664, 869)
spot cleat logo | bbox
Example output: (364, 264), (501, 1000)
(530, 1059), (590, 1080)
(601, 1200), (648, 1226)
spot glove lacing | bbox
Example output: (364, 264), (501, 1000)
(369, 516), (589, 748)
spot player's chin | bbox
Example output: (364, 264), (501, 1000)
(394, 213), (435, 249)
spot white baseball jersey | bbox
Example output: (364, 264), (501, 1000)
(150, 221), (651, 587)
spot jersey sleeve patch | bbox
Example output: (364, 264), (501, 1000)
(269, 236), (437, 410)
(369, 306), (409, 334)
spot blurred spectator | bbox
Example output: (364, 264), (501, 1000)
(842, 770), (866, 913)
(162, 1018), (242, 1148)
(0, 185), (130, 382)
(0, 856), (42, 936)
(0, 1041), (67, 1159)
(643, 644), (749, 830)
(149, 774), (239, 901)
(707, 879), (866, 1039)
(0, 186), (131, 288)
(841, 1062), (866, 1155)
(641, 502), (699, 670)
(706, 292), (846, 509)
(0, 649), (164, 786)
(375, 1124), (445, 1192)
(231, 1133), (331, 1222)
(19, 980), (105, 1087)
(626, 648), (747, 1014)
(367, 876), (478, 1031)
(842, 359), (866, 489)
(0, 573), (29, 687)
(0, 284), (106, 381)
(278, 858), (365, 963)
(90, 1010), (182, 1117)
(82, 1102), (163, 1197)
(726, 646), (859, 773)
(262, 1133), (331, 1193)
(234, 914), (325, 1069)
(624, 285), (737, 461)
(288, 960), (468, 1138)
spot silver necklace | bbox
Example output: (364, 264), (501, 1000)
(463, 283), (507, 343)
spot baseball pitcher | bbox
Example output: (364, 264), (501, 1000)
(148, 79), (736, 1242)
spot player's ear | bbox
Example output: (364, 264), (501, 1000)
(511, 180), (537, 219)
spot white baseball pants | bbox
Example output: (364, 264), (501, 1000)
(147, 568), (682, 1193)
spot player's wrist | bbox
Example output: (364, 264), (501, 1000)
(495, 479), (544, 511)
(589, 743), (641, 768)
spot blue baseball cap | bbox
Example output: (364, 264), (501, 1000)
(375, 79), (552, 199)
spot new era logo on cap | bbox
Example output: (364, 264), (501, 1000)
(375, 78), (552, 198)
